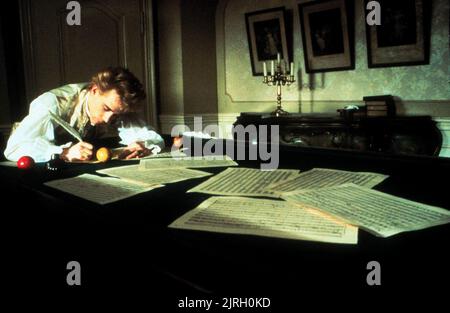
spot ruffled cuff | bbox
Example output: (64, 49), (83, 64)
(145, 144), (162, 155)
(118, 126), (165, 149)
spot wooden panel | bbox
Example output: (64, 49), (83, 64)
(58, 3), (125, 84)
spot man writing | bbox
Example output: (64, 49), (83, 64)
(4, 67), (164, 162)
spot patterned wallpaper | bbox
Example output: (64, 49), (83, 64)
(221, 0), (449, 104)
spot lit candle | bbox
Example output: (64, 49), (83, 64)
(277, 52), (281, 64)
(290, 62), (294, 75)
(283, 61), (287, 75)
(271, 61), (274, 75)
(263, 62), (267, 77)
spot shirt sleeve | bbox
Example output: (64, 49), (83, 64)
(3, 92), (72, 162)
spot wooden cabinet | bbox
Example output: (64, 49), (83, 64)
(234, 112), (442, 156)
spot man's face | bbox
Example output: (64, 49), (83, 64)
(88, 86), (124, 125)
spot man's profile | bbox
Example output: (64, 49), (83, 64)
(4, 66), (164, 162)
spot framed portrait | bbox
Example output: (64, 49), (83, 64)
(245, 7), (290, 76)
(365, 0), (431, 68)
(298, 0), (355, 73)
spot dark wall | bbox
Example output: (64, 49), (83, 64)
(181, 0), (219, 115)
(0, 1), (26, 124)
(0, 16), (10, 125)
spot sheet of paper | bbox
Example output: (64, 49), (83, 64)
(266, 168), (388, 194)
(169, 196), (358, 244)
(97, 165), (212, 185)
(139, 155), (237, 169)
(282, 183), (450, 237)
(44, 173), (160, 204)
(187, 167), (300, 197)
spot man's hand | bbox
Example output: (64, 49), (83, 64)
(61, 142), (93, 162)
(119, 142), (152, 160)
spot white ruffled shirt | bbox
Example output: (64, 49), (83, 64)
(4, 92), (164, 162)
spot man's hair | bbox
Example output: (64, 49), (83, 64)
(89, 67), (146, 112)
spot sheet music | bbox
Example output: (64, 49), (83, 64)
(187, 167), (299, 197)
(266, 168), (388, 194)
(44, 173), (160, 204)
(169, 197), (358, 244)
(97, 165), (212, 185)
(139, 155), (237, 169)
(282, 183), (450, 237)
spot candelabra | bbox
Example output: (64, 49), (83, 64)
(263, 53), (295, 116)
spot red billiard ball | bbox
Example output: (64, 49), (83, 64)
(17, 156), (35, 169)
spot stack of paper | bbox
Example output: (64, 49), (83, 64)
(43, 161), (450, 241)
(171, 166), (450, 240)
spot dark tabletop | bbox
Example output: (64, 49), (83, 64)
(2, 145), (449, 310)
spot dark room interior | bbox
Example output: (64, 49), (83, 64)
(1, 0), (449, 311)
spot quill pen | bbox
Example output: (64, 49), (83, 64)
(49, 110), (82, 142)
